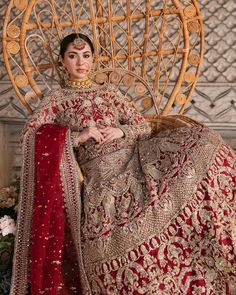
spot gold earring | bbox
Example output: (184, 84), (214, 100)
(61, 65), (69, 82)
(88, 64), (96, 80)
(88, 70), (93, 79)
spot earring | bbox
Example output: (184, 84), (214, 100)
(61, 65), (69, 85)
(88, 70), (93, 80)
(88, 64), (96, 80)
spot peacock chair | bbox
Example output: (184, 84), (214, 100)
(2, 0), (204, 129)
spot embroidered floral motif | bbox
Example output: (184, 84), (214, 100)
(12, 85), (236, 295)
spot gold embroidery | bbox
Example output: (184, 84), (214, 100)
(12, 84), (236, 294)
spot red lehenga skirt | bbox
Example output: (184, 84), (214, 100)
(10, 124), (236, 295)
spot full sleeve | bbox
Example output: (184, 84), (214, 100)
(110, 89), (152, 141)
(22, 90), (81, 147)
(22, 91), (61, 136)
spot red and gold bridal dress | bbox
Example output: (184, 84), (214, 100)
(10, 84), (236, 295)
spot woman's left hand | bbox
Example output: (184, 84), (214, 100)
(98, 126), (124, 144)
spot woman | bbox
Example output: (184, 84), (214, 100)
(10, 33), (236, 295)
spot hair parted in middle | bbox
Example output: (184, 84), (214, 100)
(59, 33), (94, 58)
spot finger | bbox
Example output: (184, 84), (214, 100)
(90, 129), (104, 137)
(101, 134), (114, 144)
(99, 127), (110, 134)
(98, 125), (107, 129)
(92, 130), (105, 143)
(97, 130), (105, 140)
(92, 134), (103, 143)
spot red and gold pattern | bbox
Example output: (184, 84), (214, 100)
(11, 85), (236, 295)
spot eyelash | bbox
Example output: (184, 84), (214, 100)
(68, 54), (90, 59)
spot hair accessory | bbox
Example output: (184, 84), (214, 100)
(73, 37), (87, 50)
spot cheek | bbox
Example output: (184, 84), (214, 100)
(64, 59), (76, 71)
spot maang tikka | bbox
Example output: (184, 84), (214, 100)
(73, 36), (87, 50)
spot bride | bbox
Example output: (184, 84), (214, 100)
(10, 33), (236, 295)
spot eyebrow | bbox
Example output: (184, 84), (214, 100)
(67, 51), (91, 54)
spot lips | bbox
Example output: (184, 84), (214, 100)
(76, 69), (86, 72)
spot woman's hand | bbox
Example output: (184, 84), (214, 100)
(99, 126), (124, 144)
(77, 126), (105, 144)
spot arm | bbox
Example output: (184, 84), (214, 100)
(23, 91), (82, 148)
(110, 88), (152, 141)
(22, 91), (61, 134)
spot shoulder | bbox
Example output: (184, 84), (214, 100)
(100, 84), (127, 103)
(42, 88), (65, 102)
(88, 83), (119, 100)
(34, 88), (65, 111)
(95, 83), (115, 95)
(105, 84), (121, 97)
(93, 83), (117, 95)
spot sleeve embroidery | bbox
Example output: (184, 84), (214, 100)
(110, 88), (152, 141)
(21, 91), (62, 138)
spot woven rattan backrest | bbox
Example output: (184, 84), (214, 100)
(3, 0), (204, 115)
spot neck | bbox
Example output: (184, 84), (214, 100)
(65, 77), (93, 89)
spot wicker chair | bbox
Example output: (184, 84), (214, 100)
(3, 0), (204, 128)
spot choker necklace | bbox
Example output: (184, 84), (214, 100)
(65, 77), (93, 89)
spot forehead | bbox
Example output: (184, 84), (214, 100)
(65, 42), (92, 54)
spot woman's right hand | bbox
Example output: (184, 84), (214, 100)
(77, 126), (105, 144)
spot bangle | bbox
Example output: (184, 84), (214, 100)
(71, 132), (81, 147)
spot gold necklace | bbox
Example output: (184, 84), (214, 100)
(65, 77), (93, 89)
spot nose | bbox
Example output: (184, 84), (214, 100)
(76, 56), (83, 65)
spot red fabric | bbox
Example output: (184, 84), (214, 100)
(30, 124), (68, 295)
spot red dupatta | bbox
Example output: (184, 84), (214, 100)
(30, 124), (67, 294)
(10, 123), (90, 295)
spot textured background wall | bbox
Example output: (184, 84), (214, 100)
(184, 0), (236, 147)
(0, 0), (235, 183)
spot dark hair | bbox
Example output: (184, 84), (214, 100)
(59, 33), (94, 58)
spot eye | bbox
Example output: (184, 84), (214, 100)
(83, 53), (91, 58)
(68, 54), (77, 59)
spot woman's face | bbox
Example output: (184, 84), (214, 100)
(62, 42), (93, 80)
